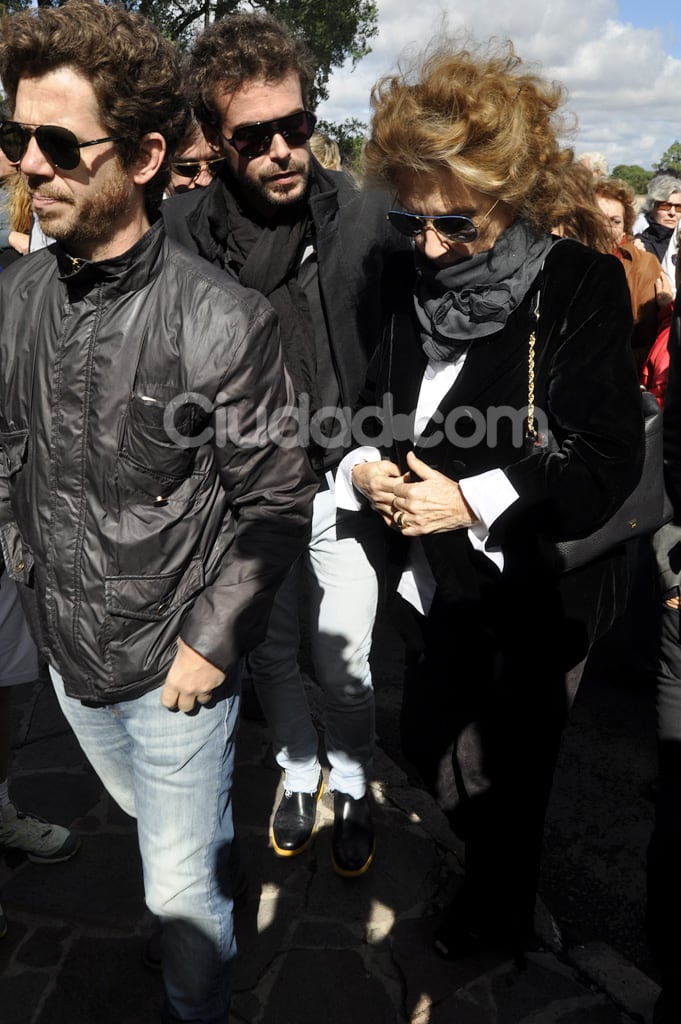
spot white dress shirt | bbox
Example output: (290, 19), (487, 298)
(336, 350), (519, 614)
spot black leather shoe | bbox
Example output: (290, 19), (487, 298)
(271, 775), (323, 857)
(331, 792), (375, 877)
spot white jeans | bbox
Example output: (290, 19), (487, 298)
(249, 485), (380, 798)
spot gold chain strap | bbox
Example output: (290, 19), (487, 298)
(525, 302), (540, 444)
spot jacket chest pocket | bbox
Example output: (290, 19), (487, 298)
(0, 428), (29, 479)
(116, 395), (206, 501)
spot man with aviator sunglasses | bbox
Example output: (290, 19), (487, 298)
(163, 11), (403, 878)
(0, 2), (316, 1020)
(166, 117), (224, 196)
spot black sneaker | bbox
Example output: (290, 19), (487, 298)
(271, 775), (324, 857)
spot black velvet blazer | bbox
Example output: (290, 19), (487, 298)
(367, 237), (645, 647)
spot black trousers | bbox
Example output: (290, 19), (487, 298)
(648, 602), (681, 1000)
(393, 586), (590, 941)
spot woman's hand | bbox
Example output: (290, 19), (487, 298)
(390, 451), (479, 535)
(655, 270), (674, 309)
(351, 459), (405, 526)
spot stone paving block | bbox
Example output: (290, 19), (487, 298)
(0, 909), (30, 954)
(427, 954), (636, 1023)
(391, 914), (506, 1012)
(37, 935), (162, 1024)
(260, 949), (400, 1024)
(15, 924), (72, 968)
(569, 941), (659, 1023)
(2, 833), (145, 929)
(290, 917), (362, 950)
(0, 970), (52, 1024)
(234, 892), (297, 991)
(237, 832), (318, 901)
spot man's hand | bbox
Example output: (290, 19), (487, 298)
(161, 638), (225, 714)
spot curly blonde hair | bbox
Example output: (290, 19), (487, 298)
(363, 38), (575, 232)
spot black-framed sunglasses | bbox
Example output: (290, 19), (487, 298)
(387, 198), (501, 243)
(223, 110), (316, 160)
(0, 120), (123, 171)
(171, 156), (225, 179)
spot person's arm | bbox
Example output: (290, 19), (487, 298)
(8, 231), (29, 256)
(161, 301), (317, 712)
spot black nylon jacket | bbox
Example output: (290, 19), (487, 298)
(0, 221), (316, 704)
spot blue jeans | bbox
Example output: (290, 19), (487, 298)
(51, 670), (239, 1024)
(248, 485), (380, 798)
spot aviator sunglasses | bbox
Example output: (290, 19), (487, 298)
(171, 156), (225, 178)
(387, 198), (501, 243)
(223, 110), (316, 160)
(0, 120), (123, 170)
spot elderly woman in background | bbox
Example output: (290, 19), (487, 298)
(595, 177), (674, 374)
(340, 38), (644, 959)
(635, 174), (681, 265)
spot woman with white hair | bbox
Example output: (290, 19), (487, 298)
(635, 174), (681, 264)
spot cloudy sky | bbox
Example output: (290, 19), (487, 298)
(317, 0), (680, 171)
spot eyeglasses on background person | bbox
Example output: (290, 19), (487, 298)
(657, 201), (681, 214)
(170, 156), (225, 180)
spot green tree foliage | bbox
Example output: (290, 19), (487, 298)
(612, 164), (653, 196)
(653, 141), (681, 178)
(0, 0), (378, 111)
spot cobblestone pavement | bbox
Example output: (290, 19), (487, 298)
(0, 676), (661, 1024)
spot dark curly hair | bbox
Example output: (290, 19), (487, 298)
(187, 11), (314, 133)
(0, 0), (191, 212)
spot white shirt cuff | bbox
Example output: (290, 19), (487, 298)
(459, 469), (519, 571)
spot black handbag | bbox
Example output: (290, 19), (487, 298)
(525, 305), (671, 573)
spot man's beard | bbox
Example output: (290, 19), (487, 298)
(30, 170), (133, 251)
(238, 158), (310, 213)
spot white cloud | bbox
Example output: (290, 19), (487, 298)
(317, 0), (681, 171)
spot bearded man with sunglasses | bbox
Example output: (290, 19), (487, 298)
(163, 12), (402, 878)
(0, 2), (316, 1020)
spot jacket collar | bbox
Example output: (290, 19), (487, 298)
(181, 157), (343, 267)
(56, 218), (166, 295)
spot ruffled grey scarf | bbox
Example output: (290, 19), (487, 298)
(414, 217), (553, 361)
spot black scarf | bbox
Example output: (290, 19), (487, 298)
(220, 171), (319, 406)
(413, 217), (553, 362)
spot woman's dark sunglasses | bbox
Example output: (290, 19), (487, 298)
(387, 199), (501, 243)
(387, 210), (480, 242)
(0, 120), (122, 170)
(171, 156), (225, 178)
(224, 110), (316, 160)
